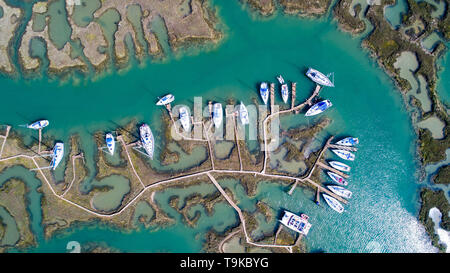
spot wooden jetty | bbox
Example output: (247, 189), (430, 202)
(38, 128), (42, 154)
(316, 161), (349, 179)
(291, 82), (297, 112)
(315, 187), (320, 204)
(208, 101), (212, 118)
(306, 85), (321, 106)
(270, 83), (275, 114)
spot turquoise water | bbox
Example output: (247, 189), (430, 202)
(0, 0), (440, 252)
(384, 0), (409, 29)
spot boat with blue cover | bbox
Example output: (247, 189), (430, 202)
(305, 100), (332, 116)
(156, 94), (174, 106)
(329, 161), (351, 172)
(332, 149), (355, 161)
(105, 133), (115, 156)
(27, 120), (49, 130)
(260, 82), (269, 104)
(281, 84), (289, 104)
(140, 124), (154, 159)
(213, 103), (223, 128)
(336, 137), (359, 146)
(306, 68), (334, 87)
(327, 185), (352, 199)
(50, 142), (64, 170)
(239, 102), (249, 125)
(323, 194), (344, 213)
(179, 106), (191, 132)
(279, 210), (312, 236)
(328, 171), (348, 186)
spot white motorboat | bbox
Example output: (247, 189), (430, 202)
(140, 124), (154, 159)
(213, 103), (223, 128)
(179, 106), (191, 132)
(332, 149), (355, 161)
(260, 82), (269, 104)
(322, 194), (344, 213)
(105, 133), (115, 156)
(279, 210), (312, 236)
(327, 185), (352, 199)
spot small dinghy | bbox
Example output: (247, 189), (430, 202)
(260, 82), (269, 104)
(213, 103), (223, 128)
(305, 100), (332, 116)
(105, 133), (115, 156)
(332, 149), (355, 161)
(327, 171), (348, 186)
(281, 84), (289, 104)
(327, 185), (352, 199)
(322, 194), (344, 213)
(179, 106), (191, 132)
(329, 161), (351, 172)
(239, 102), (249, 125)
(277, 75), (285, 84)
(336, 137), (359, 146)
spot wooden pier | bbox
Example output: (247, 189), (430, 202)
(315, 187), (320, 204)
(291, 82), (297, 112)
(316, 161), (349, 179)
(306, 85), (321, 106)
(270, 83), (275, 114)
(208, 101), (212, 118)
(38, 128), (42, 154)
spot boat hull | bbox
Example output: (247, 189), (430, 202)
(140, 124), (154, 159)
(156, 94), (174, 106)
(306, 68), (334, 87)
(329, 161), (351, 172)
(305, 100), (332, 116)
(213, 103), (223, 128)
(260, 82), (268, 104)
(105, 133), (115, 156)
(332, 149), (355, 161)
(322, 194), (344, 213)
(239, 102), (249, 125)
(179, 107), (191, 132)
(327, 171), (348, 186)
(51, 142), (64, 170)
(336, 137), (359, 146)
(279, 210), (311, 235)
(327, 185), (352, 199)
(27, 120), (49, 130)
(281, 84), (289, 104)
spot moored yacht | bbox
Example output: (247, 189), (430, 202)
(213, 103), (223, 128)
(179, 106), (191, 132)
(279, 210), (312, 236)
(305, 100), (332, 116)
(327, 185), (352, 199)
(336, 137), (359, 146)
(27, 120), (49, 130)
(239, 102), (249, 125)
(50, 142), (64, 170)
(332, 149), (355, 161)
(260, 82), (269, 104)
(329, 161), (351, 172)
(140, 124), (154, 159)
(306, 68), (334, 87)
(281, 84), (289, 104)
(156, 94), (174, 106)
(327, 171), (348, 186)
(322, 194), (344, 213)
(105, 133), (115, 156)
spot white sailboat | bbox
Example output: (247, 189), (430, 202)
(329, 161), (351, 172)
(260, 82), (269, 104)
(213, 103), (223, 128)
(322, 194), (344, 213)
(105, 133), (115, 156)
(336, 137), (359, 146)
(332, 149), (355, 161)
(156, 94), (174, 106)
(139, 124), (154, 159)
(279, 211), (312, 236)
(281, 84), (289, 104)
(327, 171), (348, 186)
(306, 68), (334, 87)
(239, 102), (249, 125)
(50, 142), (64, 170)
(327, 185), (352, 199)
(304, 100), (332, 116)
(27, 120), (49, 130)
(179, 106), (191, 132)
